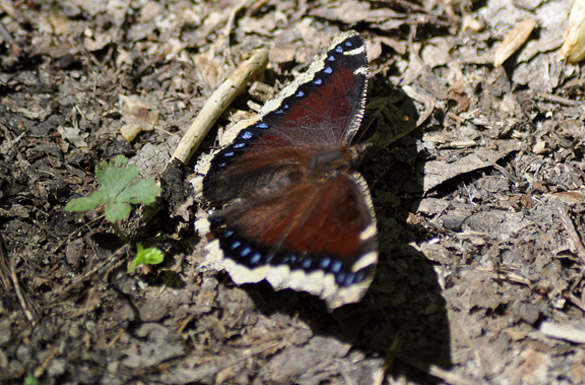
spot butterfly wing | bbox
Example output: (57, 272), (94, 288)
(201, 31), (376, 309)
(259, 31), (369, 147)
(207, 162), (377, 310)
(203, 31), (368, 203)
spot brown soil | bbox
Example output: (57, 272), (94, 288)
(1, 1), (584, 384)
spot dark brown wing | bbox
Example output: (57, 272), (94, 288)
(201, 32), (376, 309)
(207, 152), (377, 309)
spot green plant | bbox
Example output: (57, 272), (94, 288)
(24, 375), (40, 385)
(65, 155), (161, 223)
(128, 243), (165, 272)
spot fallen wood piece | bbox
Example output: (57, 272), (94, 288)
(540, 321), (585, 344)
(494, 18), (536, 67)
(172, 49), (269, 165)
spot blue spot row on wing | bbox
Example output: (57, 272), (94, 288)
(240, 246), (252, 257)
(231, 128), (256, 149)
(250, 252), (261, 265)
(288, 35), (359, 102)
(276, 103), (290, 114)
(215, 224), (369, 287)
(215, 126), (262, 169)
(335, 35), (356, 54)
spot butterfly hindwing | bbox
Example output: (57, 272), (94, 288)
(209, 168), (376, 309)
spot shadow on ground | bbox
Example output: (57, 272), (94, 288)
(243, 79), (451, 383)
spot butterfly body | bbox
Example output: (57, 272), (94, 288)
(199, 31), (377, 309)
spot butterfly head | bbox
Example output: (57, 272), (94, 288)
(309, 142), (372, 174)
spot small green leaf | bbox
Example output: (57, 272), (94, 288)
(117, 179), (162, 205)
(24, 375), (40, 385)
(64, 190), (104, 212)
(64, 155), (161, 223)
(128, 243), (165, 272)
(105, 202), (132, 223)
(98, 156), (139, 200)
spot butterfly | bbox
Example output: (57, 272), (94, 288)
(199, 31), (377, 310)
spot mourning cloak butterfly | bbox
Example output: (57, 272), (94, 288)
(197, 31), (377, 310)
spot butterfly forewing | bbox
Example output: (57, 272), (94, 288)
(260, 32), (368, 147)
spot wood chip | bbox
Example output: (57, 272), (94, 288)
(540, 321), (585, 344)
(423, 140), (521, 192)
(532, 141), (548, 155)
(119, 95), (159, 142)
(494, 18), (537, 67)
(551, 191), (585, 203)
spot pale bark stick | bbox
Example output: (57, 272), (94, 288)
(172, 49), (269, 165)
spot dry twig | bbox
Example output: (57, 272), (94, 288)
(172, 49), (269, 165)
(10, 256), (36, 323)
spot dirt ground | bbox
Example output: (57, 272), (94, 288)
(2, 0), (585, 384)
